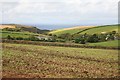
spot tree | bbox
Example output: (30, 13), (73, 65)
(58, 33), (72, 40)
(87, 34), (99, 43)
(7, 35), (13, 40)
(75, 38), (80, 43)
(111, 31), (116, 35)
(16, 37), (23, 40)
(29, 36), (39, 41)
(80, 38), (86, 44)
(48, 34), (52, 36)
(99, 34), (106, 42)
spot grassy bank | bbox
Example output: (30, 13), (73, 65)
(88, 40), (119, 47)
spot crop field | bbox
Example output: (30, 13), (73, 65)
(1, 43), (119, 78)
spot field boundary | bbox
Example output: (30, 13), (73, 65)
(1, 40), (119, 50)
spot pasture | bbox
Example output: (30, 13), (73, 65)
(79, 25), (119, 35)
(49, 26), (94, 36)
(0, 31), (43, 39)
(49, 25), (119, 35)
(88, 40), (119, 47)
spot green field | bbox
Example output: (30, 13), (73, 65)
(79, 25), (119, 35)
(2, 43), (118, 78)
(49, 28), (86, 36)
(88, 40), (119, 47)
(0, 31), (43, 38)
(49, 25), (119, 36)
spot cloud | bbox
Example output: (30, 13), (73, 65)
(0, 0), (119, 24)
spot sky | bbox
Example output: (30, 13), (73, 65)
(0, 0), (119, 29)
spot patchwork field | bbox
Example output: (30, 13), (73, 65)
(2, 43), (119, 78)
(49, 26), (95, 36)
(49, 25), (119, 35)
(79, 25), (119, 35)
(0, 31), (44, 39)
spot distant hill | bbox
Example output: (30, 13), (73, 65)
(77, 25), (119, 35)
(49, 24), (119, 36)
(0, 25), (16, 29)
(0, 24), (50, 34)
(49, 26), (95, 36)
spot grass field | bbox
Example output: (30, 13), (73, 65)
(49, 26), (94, 36)
(2, 43), (118, 78)
(49, 25), (119, 36)
(0, 31), (43, 38)
(50, 29), (82, 35)
(88, 40), (119, 47)
(79, 25), (119, 35)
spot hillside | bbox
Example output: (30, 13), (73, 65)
(0, 25), (16, 29)
(78, 25), (119, 35)
(0, 24), (50, 34)
(49, 26), (95, 36)
(49, 25), (119, 36)
(0, 31), (38, 39)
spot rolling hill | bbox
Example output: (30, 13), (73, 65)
(1, 31), (37, 39)
(0, 25), (16, 29)
(49, 24), (119, 36)
(0, 24), (50, 34)
(49, 26), (95, 36)
(0, 24), (50, 39)
(78, 25), (119, 35)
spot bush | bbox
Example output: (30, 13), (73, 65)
(87, 34), (99, 43)
(58, 33), (72, 40)
(7, 35), (14, 40)
(75, 38), (80, 43)
(57, 39), (66, 42)
(16, 37), (23, 40)
(80, 39), (86, 44)
(28, 36), (39, 41)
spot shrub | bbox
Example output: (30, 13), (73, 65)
(87, 34), (99, 43)
(80, 39), (86, 44)
(7, 35), (14, 40)
(29, 36), (39, 41)
(16, 37), (23, 40)
(57, 39), (66, 42)
(75, 38), (80, 43)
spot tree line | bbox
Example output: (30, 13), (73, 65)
(5, 30), (120, 44)
(48, 31), (120, 44)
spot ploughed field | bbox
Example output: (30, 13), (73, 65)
(2, 43), (118, 78)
